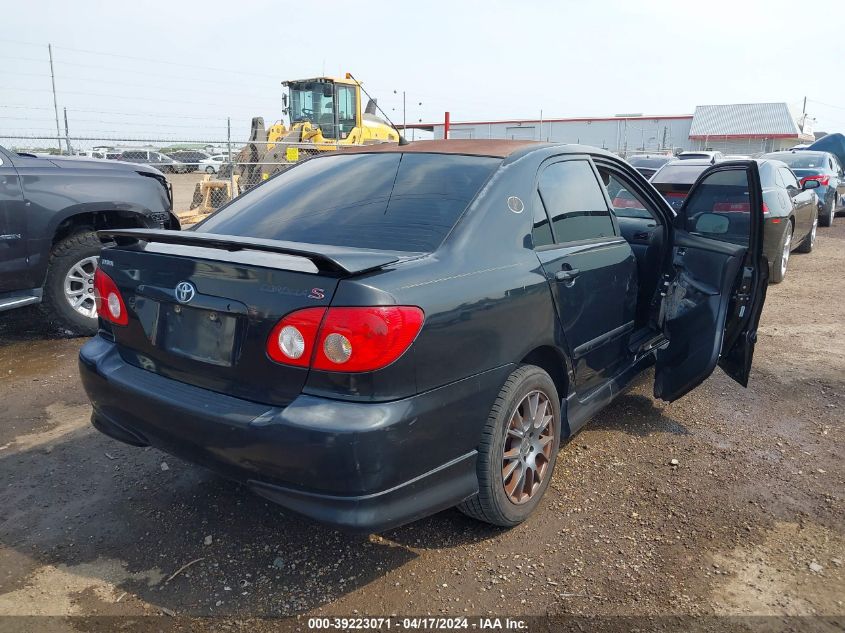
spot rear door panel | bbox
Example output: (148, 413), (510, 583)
(654, 162), (767, 402)
(0, 158), (27, 293)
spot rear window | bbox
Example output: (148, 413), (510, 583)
(651, 163), (709, 185)
(770, 153), (827, 169)
(197, 153), (500, 252)
(627, 156), (670, 169)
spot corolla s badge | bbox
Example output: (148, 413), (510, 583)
(175, 281), (196, 304)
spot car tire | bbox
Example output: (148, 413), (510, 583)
(206, 166), (215, 174)
(458, 364), (562, 527)
(770, 221), (793, 284)
(820, 196), (835, 227)
(40, 231), (104, 336)
(796, 212), (818, 253)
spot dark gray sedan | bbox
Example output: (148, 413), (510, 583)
(762, 150), (842, 227)
(651, 158), (819, 283)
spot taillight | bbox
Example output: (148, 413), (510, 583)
(800, 174), (830, 186)
(93, 268), (128, 326)
(266, 307), (326, 367)
(266, 306), (424, 373)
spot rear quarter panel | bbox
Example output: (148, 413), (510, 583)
(303, 150), (568, 401)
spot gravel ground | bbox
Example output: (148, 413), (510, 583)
(0, 220), (843, 631)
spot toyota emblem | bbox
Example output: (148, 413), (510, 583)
(175, 281), (196, 304)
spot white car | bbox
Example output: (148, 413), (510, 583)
(197, 154), (229, 174)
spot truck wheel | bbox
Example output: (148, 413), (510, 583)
(458, 365), (561, 527)
(41, 231), (104, 336)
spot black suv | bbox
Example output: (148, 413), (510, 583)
(0, 145), (179, 334)
(80, 140), (768, 531)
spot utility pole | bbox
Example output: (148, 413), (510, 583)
(227, 117), (235, 202)
(802, 96), (807, 114)
(63, 107), (71, 154)
(48, 44), (62, 154)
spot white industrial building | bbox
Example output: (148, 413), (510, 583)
(409, 102), (814, 156)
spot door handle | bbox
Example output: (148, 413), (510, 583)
(555, 268), (581, 281)
(633, 231), (650, 240)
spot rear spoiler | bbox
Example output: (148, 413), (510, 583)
(99, 229), (402, 275)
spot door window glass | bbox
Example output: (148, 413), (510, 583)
(683, 168), (753, 245)
(538, 160), (615, 242)
(779, 168), (799, 190)
(602, 171), (654, 219)
(531, 190), (554, 248)
(337, 85), (357, 138)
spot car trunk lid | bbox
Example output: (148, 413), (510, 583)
(97, 229), (404, 406)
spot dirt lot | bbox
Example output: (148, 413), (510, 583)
(0, 221), (843, 631)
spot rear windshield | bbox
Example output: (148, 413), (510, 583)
(196, 152), (500, 252)
(651, 163), (709, 185)
(769, 153), (827, 169)
(627, 156), (670, 168)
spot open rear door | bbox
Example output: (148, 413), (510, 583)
(653, 162), (768, 402)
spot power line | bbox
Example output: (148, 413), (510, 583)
(5, 86), (279, 110)
(1, 103), (242, 121)
(0, 38), (280, 79)
(0, 69), (276, 100)
(808, 99), (845, 112)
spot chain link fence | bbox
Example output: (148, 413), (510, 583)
(0, 133), (384, 222)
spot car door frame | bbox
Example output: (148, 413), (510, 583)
(653, 160), (768, 402)
(0, 148), (29, 294)
(531, 153), (639, 397)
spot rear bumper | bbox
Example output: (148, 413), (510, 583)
(79, 336), (511, 532)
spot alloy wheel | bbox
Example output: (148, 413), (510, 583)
(810, 217), (818, 246)
(781, 224), (792, 278)
(63, 255), (99, 318)
(501, 390), (555, 504)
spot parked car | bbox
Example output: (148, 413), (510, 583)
(625, 154), (675, 179)
(803, 133), (845, 211)
(80, 140), (768, 532)
(806, 132), (845, 169)
(678, 150), (724, 163)
(167, 150), (211, 172)
(119, 150), (188, 174)
(0, 145), (179, 334)
(762, 150), (842, 226)
(651, 158), (819, 283)
(197, 154), (229, 174)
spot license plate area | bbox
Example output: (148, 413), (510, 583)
(160, 304), (238, 367)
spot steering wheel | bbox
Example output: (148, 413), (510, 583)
(297, 108), (314, 121)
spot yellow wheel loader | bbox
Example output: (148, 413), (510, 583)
(190, 74), (399, 214)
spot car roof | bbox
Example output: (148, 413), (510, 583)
(766, 150), (827, 158)
(347, 139), (549, 158)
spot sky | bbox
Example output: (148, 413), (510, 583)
(2, 0), (844, 149)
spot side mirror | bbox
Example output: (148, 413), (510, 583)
(694, 213), (730, 234)
(802, 179), (820, 190)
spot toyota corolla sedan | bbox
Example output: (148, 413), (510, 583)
(80, 140), (768, 531)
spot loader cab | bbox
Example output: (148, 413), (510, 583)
(284, 77), (361, 141)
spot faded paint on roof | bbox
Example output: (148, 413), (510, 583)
(346, 139), (547, 158)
